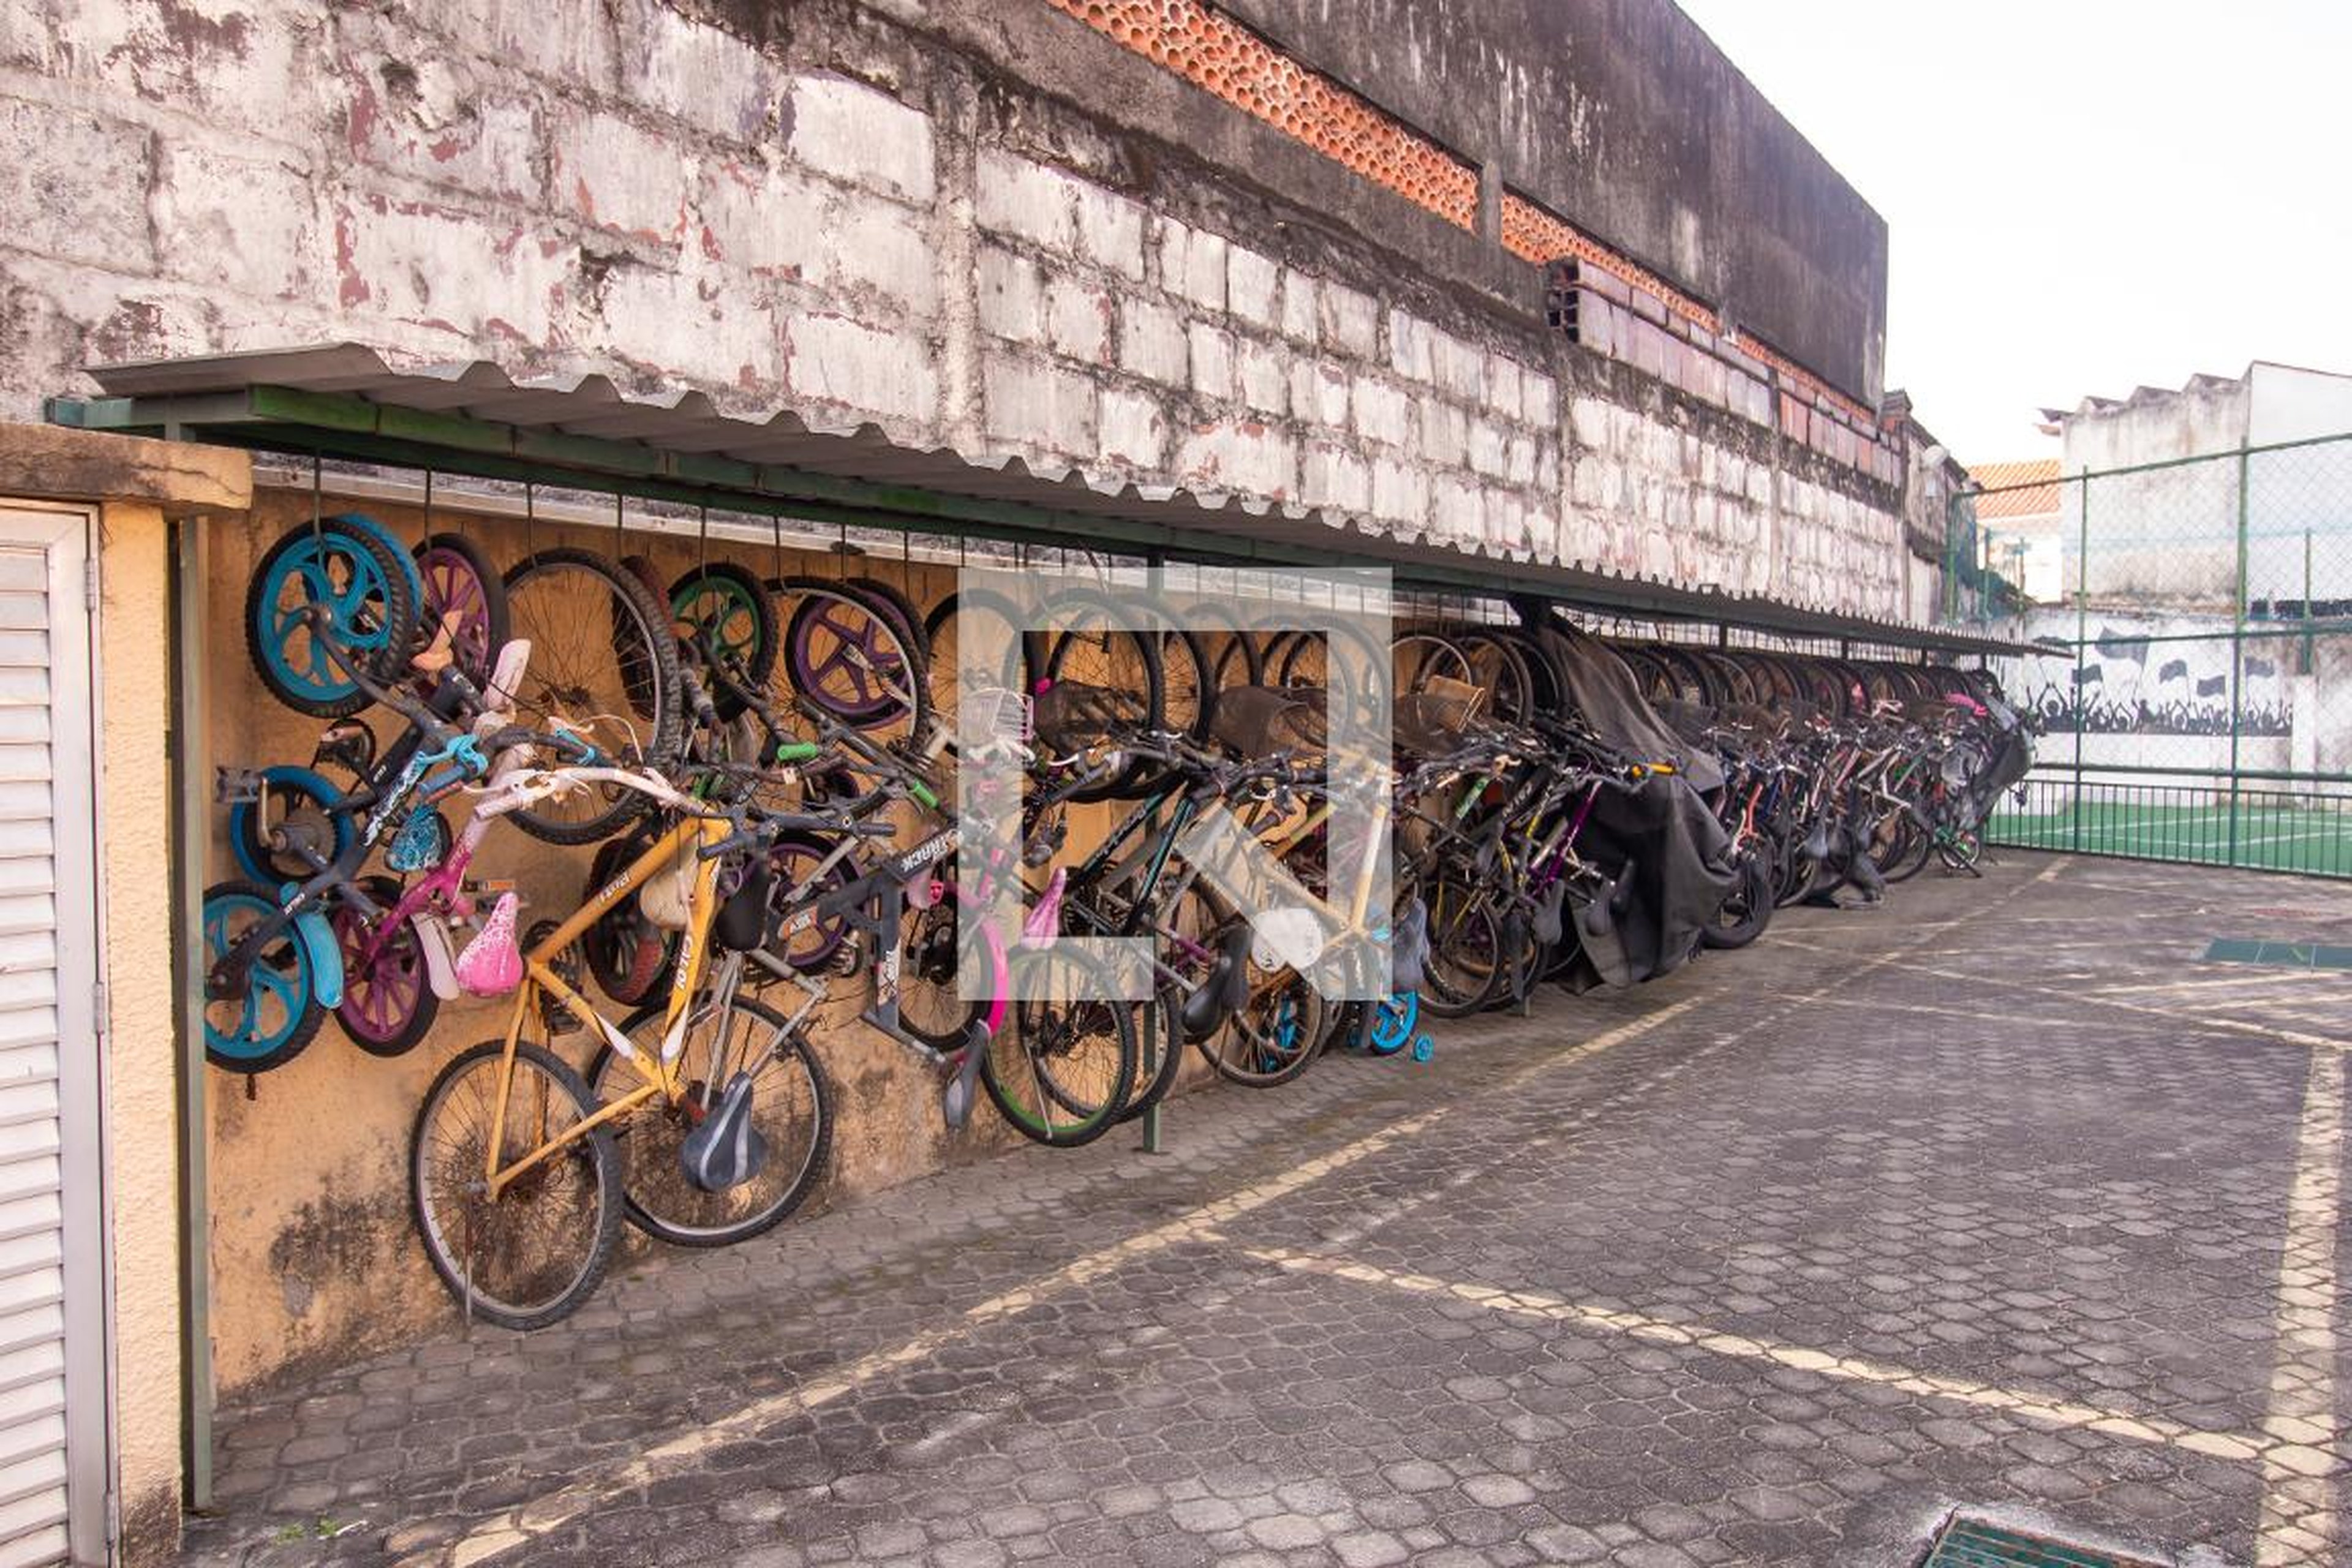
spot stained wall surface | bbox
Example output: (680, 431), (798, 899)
(2, 0), (1918, 619)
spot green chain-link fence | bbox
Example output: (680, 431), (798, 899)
(1958, 430), (2352, 877)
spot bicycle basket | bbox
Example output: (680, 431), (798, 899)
(1031, 679), (1137, 753)
(963, 684), (1031, 748)
(1213, 685), (1325, 758)
(1393, 677), (1484, 756)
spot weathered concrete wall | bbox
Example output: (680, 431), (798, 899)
(1216, 0), (1890, 402)
(0, 0), (1911, 618)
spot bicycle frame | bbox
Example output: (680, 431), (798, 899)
(481, 812), (731, 1199)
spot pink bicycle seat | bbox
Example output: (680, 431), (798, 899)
(454, 891), (524, 997)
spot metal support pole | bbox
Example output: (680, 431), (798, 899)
(169, 515), (214, 1510)
(2073, 473), (2089, 854)
(2228, 443), (2250, 867)
(1142, 546), (1168, 1158)
(2303, 529), (2315, 674)
(1944, 489), (1960, 624)
(1139, 1001), (1164, 1155)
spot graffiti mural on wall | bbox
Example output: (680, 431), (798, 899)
(2019, 622), (2295, 736)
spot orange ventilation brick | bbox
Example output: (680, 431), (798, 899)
(1043, 0), (1891, 466)
(1730, 333), (1874, 429)
(1044, 0), (1480, 230)
(1500, 195), (1719, 335)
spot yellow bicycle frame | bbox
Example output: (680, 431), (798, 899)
(481, 814), (732, 1199)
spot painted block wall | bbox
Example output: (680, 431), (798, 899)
(1, 0), (1914, 620)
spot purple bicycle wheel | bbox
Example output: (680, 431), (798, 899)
(777, 580), (930, 733)
(332, 876), (439, 1057)
(765, 831), (853, 971)
(414, 533), (511, 692)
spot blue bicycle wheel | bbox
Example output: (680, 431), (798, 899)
(202, 880), (325, 1073)
(227, 766), (355, 885)
(329, 511), (426, 612)
(244, 517), (419, 718)
(1366, 989), (1419, 1055)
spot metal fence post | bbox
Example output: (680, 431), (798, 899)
(2303, 528), (2316, 674)
(2073, 470), (2089, 853)
(2229, 443), (2250, 867)
(1945, 488), (1961, 624)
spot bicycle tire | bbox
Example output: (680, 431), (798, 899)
(1455, 628), (1535, 727)
(586, 994), (834, 1247)
(410, 1040), (621, 1330)
(502, 548), (686, 845)
(1418, 873), (1505, 1018)
(1211, 629), (1270, 693)
(1190, 892), (1329, 1088)
(331, 875), (439, 1056)
(1394, 632), (1472, 695)
(777, 576), (932, 736)
(923, 587), (1035, 773)
(1879, 810), (1939, 885)
(1090, 878), (1208, 1123)
(846, 575), (929, 663)
(671, 560), (777, 721)
(897, 882), (984, 1053)
(581, 832), (678, 1006)
(1274, 616), (1391, 736)
(414, 531), (512, 696)
(1041, 592), (1161, 800)
(1699, 851), (1774, 950)
(984, 944), (1137, 1147)
(1115, 992), (1185, 1124)
(227, 764), (355, 886)
(1937, 829), (1985, 875)
(245, 517), (421, 719)
(202, 879), (327, 1073)
(759, 830), (856, 974)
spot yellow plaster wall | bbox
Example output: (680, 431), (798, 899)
(202, 494), (1061, 1395)
(0, 424), (249, 1565)
(94, 500), (186, 1565)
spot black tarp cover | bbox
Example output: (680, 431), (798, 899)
(1518, 609), (1735, 989)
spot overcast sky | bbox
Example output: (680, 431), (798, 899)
(1670, 1), (2352, 468)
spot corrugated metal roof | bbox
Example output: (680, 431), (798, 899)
(61, 344), (2046, 657)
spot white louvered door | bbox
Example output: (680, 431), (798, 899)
(0, 507), (105, 1568)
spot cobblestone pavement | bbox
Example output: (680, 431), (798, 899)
(184, 852), (2351, 1567)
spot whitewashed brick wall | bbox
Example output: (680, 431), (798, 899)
(0, 0), (1910, 617)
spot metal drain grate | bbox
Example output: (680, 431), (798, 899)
(2201, 938), (2352, 970)
(1921, 1517), (2161, 1568)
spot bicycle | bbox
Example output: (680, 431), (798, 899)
(202, 624), (579, 1072)
(407, 763), (884, 1325)
(408, 714), (1140, 1327)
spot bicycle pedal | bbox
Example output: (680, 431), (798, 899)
(214, 766), (264, 806)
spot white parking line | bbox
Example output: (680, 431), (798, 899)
(414, 998), (1721, 1566)
(1771, 938), (2352, 1054)
(418, 1106), (1449, 1566)
(1900, 959), (2350, 1054)
(2095, 970), (2352, 998)
(407, 859), (2216, 1566)
(2255, 1049), (2345, 1566)
(1239, 1245), (2262, 1461)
